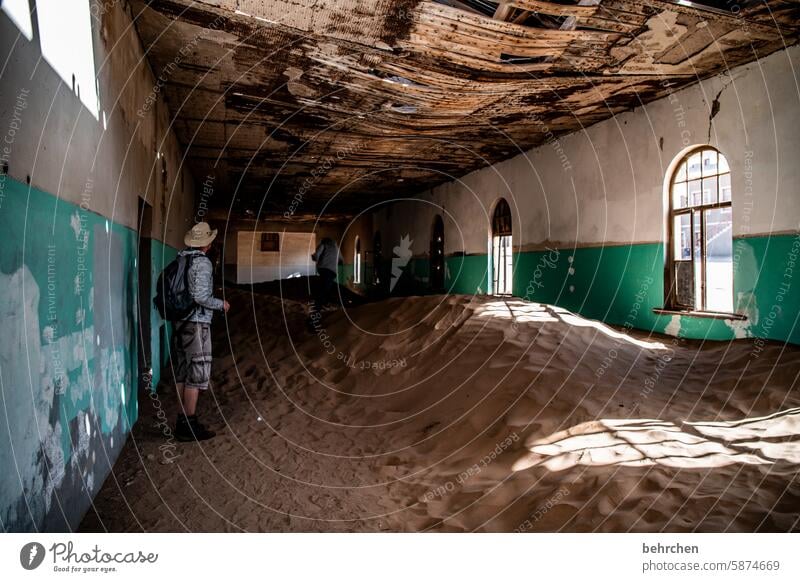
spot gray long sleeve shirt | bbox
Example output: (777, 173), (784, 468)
(180, 249), (224, 323)
(311, 240), (342, 273)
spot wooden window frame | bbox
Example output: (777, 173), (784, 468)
(664, 147), (734, 315)
(260, 232), (280, 252)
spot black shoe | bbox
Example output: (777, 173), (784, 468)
(175, 414), (216, 442)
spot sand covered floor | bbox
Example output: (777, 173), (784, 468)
(81, 291), (800, 532)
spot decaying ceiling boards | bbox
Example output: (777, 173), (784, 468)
(128, 0), (799, 218)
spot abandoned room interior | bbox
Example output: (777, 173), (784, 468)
(1, 0), (799, 535)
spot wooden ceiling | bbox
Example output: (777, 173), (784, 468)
(129, 0), (799, 218)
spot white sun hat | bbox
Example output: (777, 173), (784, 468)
(184, 222), (218, 247)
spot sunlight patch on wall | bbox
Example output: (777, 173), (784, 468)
(37, 0), (99, 118)
(1, 0), (33, 40)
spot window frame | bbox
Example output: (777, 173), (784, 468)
(260, 232), (280, 252)
(665, 147), (734, 314)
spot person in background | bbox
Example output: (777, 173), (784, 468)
(174, 222), (230, 442)
(310, 237), (343, 316)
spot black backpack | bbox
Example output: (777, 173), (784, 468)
(153, 254), (196, 322)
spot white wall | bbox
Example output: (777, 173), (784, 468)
(374, 45), (800, 255)
(0, 0), (196, 247)
(236, 230), (317, 284)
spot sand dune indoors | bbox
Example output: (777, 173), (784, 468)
(82, 291), (800, 533)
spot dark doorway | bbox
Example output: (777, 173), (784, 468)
(137, 197), (153, 393)
(372, 231), (382, 287)
(429, 215), (445, 292)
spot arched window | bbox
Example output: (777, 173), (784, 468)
(429, 215), (445, 291)
(491, 198), (513, 295)
(667, 147), (733, 313)
(354, 236), (362, 284)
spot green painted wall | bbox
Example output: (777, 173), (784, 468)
(339, 263), (352, 285)
(512, 237), (799, 344)
(398, 236), (799, 345)
(385, 254), (488, 296)
(733, 234), (800, 345)
(408, 257), (429, 282)
(514, 244), (665, 334)
(445, 254), (489, 295)
(0, 177), (140, 531)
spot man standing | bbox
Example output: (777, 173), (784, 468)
(310, 237), (342, 315)
(174, 222), (230, 442)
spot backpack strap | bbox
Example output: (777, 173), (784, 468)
(179, 252), (198, 325)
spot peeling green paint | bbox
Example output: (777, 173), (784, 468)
(0, 177), (140, 531)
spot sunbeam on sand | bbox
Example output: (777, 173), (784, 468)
(513, 409), (800, 472)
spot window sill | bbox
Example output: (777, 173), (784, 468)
(652, 307), (747, 321)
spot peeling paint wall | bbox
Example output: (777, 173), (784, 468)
(374, 46), (800, 344)
(0, 1), (195, 531)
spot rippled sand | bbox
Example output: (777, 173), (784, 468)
(82, 290), (800, 532)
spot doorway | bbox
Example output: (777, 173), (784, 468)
(491, 198), (513, 295)
(137, 197), (153, 392)
(372, 231), (382, 287)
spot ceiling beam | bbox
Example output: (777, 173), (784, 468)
(493, 2), (515, 22)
